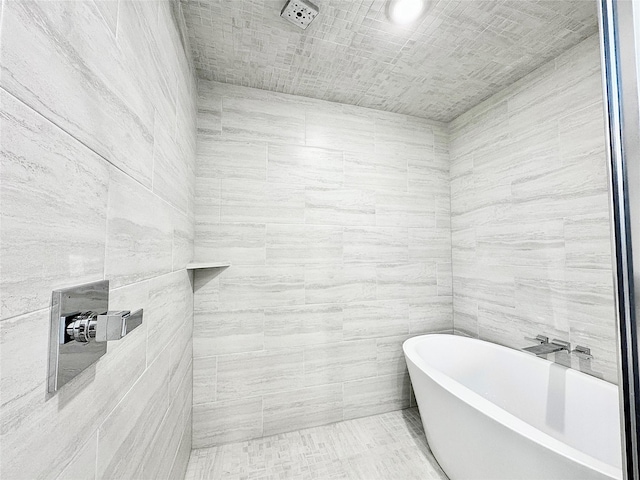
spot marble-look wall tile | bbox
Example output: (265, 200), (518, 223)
(219, 265), (305, 309)
(216, 349), (304, 399)
(169, 299), (194, 384)
(266, 224), (343, 264)
(1, 0), (196, 477)
(193, 268), (222, 313)
(168, 416), (192, 480)
(197, 80), (222, 136)
(469, 266), (515, 310)
(263, 384), (343, 436)
(559, 101), (606, 162)
(193, 309), (264, 357)
(475, 220), (566, 267)
(96, 354), (171, 480)
(409, 297), (454, 334)
(373, 113), (435, 157)
(172, 208), (195, 271)
(264, 304), (343, 349)
(153, 114), (191, 213)
(195, 223), (265, 265)
(56, 432), (98, 480)
(409, 228), (451, 262)
(344, 152), (407, 192)
(117, 0), (176, 125)
(192, 397), (263, 448)
(437, 262), (453, 296)
(434, 197), (449, 231)
(376, 334), (414, 375)
(105, 167), (174, 289)
(268, 144), (344, 188)
(222, 93), (305, 145)
(565, 214), (612, 270)
(449, 35), (616, 383)
(344, 227), (408, 264)
(146, 271), (192, 365)
(305, 188), (376, 226)
(304, 264), (376, 305)
(343, 373), (411, 420)
(376, 191), (436, 228)
(452, 306), (479, 337)
(343, 300), (410, 340)
(142, 368), (192, 480)
(194, 80), (452, 446)
(193, 356), (217, 405)
(0, 309), (50, 428)
(93, 0), (118, 36)
(221, 179), (305, 224)
(1, 90), (108, 320)
(511, 161), (607, 202)
(376, 262), (438, 300)
(1, 0), (155, 186)
(198, 141), (267, 181)
(303, 340), (377, 387)
(306, 103), (375, 153)
(408, 157), (449, 194)
(513, 267), (614, 333)
(195, 177), (220, 225)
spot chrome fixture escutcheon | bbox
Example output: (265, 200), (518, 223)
(48, 280), (143, 393)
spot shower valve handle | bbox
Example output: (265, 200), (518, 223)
(96, 310), (144, 342)
(62, 309), (143, 344)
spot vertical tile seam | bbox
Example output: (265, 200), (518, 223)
(151, 109), (158, 192)
(213, 356), (218, 403)
(0, 0), (4, 40)
(103, 163), (112, 284)
(93, 428), (99, 480)
(446, 121), (458, 334)
(166, 421), (185, 479)
(114, 0), (121, 41)
(95, 335), (166, 437)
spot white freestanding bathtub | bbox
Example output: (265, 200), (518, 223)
(403, 334), (622, 480)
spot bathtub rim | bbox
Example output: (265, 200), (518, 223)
(404, 333), (622, 480)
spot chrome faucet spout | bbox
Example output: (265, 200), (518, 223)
(522, 338), (570, 357)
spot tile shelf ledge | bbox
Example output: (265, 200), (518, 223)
(186, 262), (231, 270)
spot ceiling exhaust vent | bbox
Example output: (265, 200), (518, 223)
(280, 0), (319, 30)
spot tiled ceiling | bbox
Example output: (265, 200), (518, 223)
(181, 0), (598, 122)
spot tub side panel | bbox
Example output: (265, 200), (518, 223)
(407, 357), (616, 480)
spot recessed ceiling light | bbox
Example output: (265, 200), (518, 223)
(388, 0), (427, 25)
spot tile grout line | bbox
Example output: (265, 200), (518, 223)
(0, 85), (158, 200)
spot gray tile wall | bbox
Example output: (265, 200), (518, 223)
(193, 80), (453, 448)
(449, 35), (618, 383)
(0, 1), (196, 478)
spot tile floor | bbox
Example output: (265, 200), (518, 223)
(185, 407), (449, 480)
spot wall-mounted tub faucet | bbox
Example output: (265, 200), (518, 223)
(522, 335), (570, 357)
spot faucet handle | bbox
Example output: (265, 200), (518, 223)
(96, 309), (143, 342)
(572, 345), (593, 360)
(525, 335), (549, 344)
